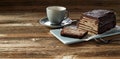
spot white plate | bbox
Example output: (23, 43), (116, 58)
(50, 26), (120, 44)
(39, 17), (73, 28)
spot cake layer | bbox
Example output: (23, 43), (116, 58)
(78, 23), (97, 34)
(78, 21), (115, 34)
(61, 25), (88, 38)
(79, 16), (98, 31)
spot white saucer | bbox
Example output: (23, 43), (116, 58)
(39, 17), (73, 28)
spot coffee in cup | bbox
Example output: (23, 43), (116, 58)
(46, 6), (68, 25)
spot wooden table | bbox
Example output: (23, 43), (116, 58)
(0, 12), (120, 59)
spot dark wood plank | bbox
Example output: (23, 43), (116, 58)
(0, 0), (119, 12)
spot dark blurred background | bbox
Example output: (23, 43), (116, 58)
(0, 0), (119, 13)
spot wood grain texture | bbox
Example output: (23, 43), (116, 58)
(0, 12), (119, 59)
(0, 0), (119, 12)
(0, 0), (119, 59)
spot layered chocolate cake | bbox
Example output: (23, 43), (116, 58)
(60, 9), (116, 38)
(61, 25), (88, 38)
(78, 9), (116, 34)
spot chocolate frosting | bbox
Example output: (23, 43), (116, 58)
(83, 9), (114, 18)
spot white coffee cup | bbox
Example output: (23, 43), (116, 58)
(46, 6), (68, 25)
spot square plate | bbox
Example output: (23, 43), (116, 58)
(50, 26), (120, 44)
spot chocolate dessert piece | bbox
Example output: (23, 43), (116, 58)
(78, 9), (116, 34)
(61, 25), (88, 38)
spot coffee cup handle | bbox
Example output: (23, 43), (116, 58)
(64, 11), (69, 19)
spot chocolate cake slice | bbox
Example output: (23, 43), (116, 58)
(78, 9), (116, 34)
(61, 25), (88, 38)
